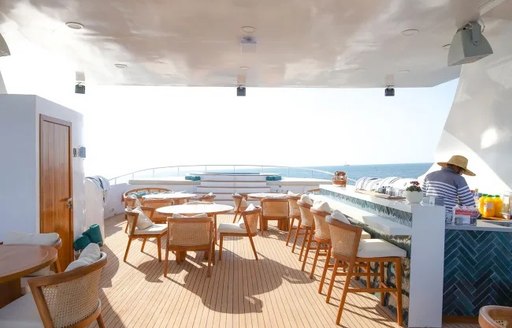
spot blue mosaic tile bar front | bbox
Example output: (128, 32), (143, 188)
(443, 229), (512, 316)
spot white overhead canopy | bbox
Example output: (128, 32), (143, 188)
(1, 0), (511, 89)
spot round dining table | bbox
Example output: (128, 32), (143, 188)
(247, 192), (289, 200)
(156, 203), (234, 262)
(0, 244), (58, 308)
(142, 192), (196, 202)
(156, 203), (233, 216)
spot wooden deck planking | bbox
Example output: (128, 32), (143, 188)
(92, 214), (479, 328)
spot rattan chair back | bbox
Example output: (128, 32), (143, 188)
(28, 252), (107, 328)
(326, 217), (361, 262)
(310, 208), (332, 241)
(297, 200), (314, 227)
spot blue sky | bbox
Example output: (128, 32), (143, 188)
(78, 80), (458, 177)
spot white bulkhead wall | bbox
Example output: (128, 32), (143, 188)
(0, 94), (86, 241)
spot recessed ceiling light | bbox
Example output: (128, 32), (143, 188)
(398, 69), (410, 74)
(240, 66), (249, 70)
(241, 26), (256, 34)
(401, 28), (419, 36)
(114, 63), (128, 69)
(65, 22), (84, 30)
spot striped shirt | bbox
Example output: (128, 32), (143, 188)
(422, 167), (475, 218)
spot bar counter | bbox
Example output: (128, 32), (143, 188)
(315, 184), (512, 327)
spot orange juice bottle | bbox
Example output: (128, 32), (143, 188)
(483, 194), (495, 218)
(478, 194), (487, 214)
(494, 195), (503, 217)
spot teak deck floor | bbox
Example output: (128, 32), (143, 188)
(94, 214), (479, 328)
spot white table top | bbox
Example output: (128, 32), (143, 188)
(156, 203), (234, 215)
(142, 192), (196, 200)
(247, 192), (288, 200)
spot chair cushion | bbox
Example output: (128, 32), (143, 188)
(287, 190), (300, 197)
(312, 200), (332, 212)
(134, 223), (167, 235)
(361, 230), (371, 239)
(299, 194), (313, 205)
(132, 207), (153, 230)
(65, 243), (101, 272)
(3, 232), (59, 246)
(0, 293), (42, 327)
(218, 223), (246, 234)
(357, 239), (406, 258)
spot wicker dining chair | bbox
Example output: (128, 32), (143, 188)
(218, 205), (261, 261)
(0, 251), (108, 328)
(325, 217), (405, 326)
(140, 198), (175, 223)
(164, 214), (215, 277)
(259, 197), (290, 231)
(124, 207), (168, 262)
(232, 193), (248, 223)
(479, 305), (512, 328)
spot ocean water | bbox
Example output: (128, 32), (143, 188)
(218, 163), (433, 183)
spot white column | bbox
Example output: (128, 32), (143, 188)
(408, 204), (445, 327)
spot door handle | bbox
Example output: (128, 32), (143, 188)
(66, 198), (73, 209)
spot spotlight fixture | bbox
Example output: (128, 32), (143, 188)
(75, 71), (85, 94)
(75, 82), (85, 94)
(448, 21), (493, 66)
(385, 86), (395, 97)
(237, 86), (246, 97)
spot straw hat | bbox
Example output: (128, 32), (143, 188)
(437, 155), (475, 176)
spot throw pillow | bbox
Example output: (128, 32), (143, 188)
(312, 200), (332, 213)
(329, 209), (350, 224)
(65, 243), (101, 272)
(132, 207), (153, 230)
(299, 194), (313, 205)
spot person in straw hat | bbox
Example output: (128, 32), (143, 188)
(422, 155), (476, 220)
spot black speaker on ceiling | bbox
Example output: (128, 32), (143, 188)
(385, 87), (395, 97)
(75, 83), (85, 94)
(237, 86), (246, 97)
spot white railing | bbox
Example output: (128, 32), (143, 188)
(108, 164), (337, 185)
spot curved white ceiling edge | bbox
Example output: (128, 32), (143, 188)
(435, 16), (512, 193)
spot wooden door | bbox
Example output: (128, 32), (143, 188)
(39, 114), (74, 270)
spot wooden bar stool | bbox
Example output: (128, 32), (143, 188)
(325, 217), (406, 326)
(300, 201), (331, 273)
(309, 206), (332, 281)
(285, 194), (301, 247)
(297, 199), (315, 266)
(318, 209), (372, 294)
